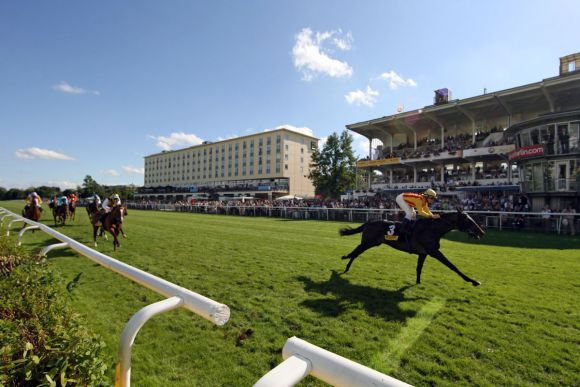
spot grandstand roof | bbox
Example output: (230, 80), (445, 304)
(346, 72), (580, 141)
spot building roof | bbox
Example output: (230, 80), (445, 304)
(346, 72), (580, 142)
(145, 127), (319, 158)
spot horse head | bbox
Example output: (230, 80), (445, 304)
(453, 209), (485, 239)
(111, 205), (125, 224)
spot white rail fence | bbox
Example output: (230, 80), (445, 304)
(0, 207), (412, 387)
(127, 203), (580, 234)
(0, 208), (230, 387)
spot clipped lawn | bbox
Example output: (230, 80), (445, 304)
(1, 200), (578, 386)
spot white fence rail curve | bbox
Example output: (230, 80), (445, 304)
(1, 207), (413, 387)
(0, 207), (230, 387)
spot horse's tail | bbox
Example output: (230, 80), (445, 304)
(339, 223), (367, 236)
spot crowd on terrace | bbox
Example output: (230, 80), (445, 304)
(132, 191), (531, 213)
(374, 127), (507, 160)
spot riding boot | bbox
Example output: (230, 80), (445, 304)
(399, 218), (414, 251)
(399, 218), (411, 237)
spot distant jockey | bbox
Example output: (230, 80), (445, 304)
(97, 193), (121, 224)
(57, 195), (69, 207)
(68, 192), (78, 204)
(102, 193), (121, 214)
(24, 192), (43, 215)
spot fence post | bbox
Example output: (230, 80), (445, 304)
(117, 296), (184, 387)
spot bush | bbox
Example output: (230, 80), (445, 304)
(0, 236), (109, 386)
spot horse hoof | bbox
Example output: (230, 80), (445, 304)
(472, 280), (481, 287)
(341, 255), (348, 260)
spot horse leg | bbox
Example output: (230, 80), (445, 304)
(110, 227), (120, 250)
(341, 242), (377, 274)
(416, 254), (427, 284)
(428, 250), (480, 286)
(93, 225), (99, 247)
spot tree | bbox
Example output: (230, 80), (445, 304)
(308, 130), (357, 198)
(81, 175), (105, 198)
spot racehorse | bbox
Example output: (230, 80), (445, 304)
(339, 209), (485, 286)
(52, 204), (68, 226)
(23, 202), (42, 225)
(91, 205), (127, 250)
(68, 200), (76, 221)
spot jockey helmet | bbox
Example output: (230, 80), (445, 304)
(423, 189), (437, 199)
(112, 193), (120, 200)
(31, 192), (38, 197)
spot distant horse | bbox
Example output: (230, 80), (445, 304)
(52, 204), (68, 226)
(68, 200), (76, 221)
(23, 202), (42, 226)
(339, 210), (485, 286)
(91, 205), (127, 250)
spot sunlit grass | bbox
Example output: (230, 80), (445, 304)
(1, 200), (578, 386)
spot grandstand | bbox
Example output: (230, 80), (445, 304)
(347, 52), (580, 211)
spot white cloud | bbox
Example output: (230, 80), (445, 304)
(379, 70), (417, 90)
(122, 166), (144, 175)
(53, 81), (100, 95)
(357, 139), (370, 155)
(345, 86), (379, 107)
(266, 124), (315, 138)
(148, 132), (203, 151)
(102, 169), (120, 176)
(333, 31), (353, 51)
(47, 180), (78, 190)
(292, 28), (353, 81)
(15, 147), (74, 160)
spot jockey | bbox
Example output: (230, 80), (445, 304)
(87, 194), (101, 205)
(68, 192), (78, 204)
(24, 192), (43, 215)
(57, 195), (69, 207)
(26, 192), (43, 207)
(395, 188), (440, 237)
(102, 193), (121, 214)
(98, 193), (121, 223)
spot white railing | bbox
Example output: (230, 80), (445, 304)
(125, 203), (579, 234)
(0, 207), (417, 386)
(0, 208), (230, 387)
(255, 337), (411, 387)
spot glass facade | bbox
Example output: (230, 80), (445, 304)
(516, 121), (580, 155)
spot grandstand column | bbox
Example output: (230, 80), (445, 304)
(390, 170), (393, 184)
(455, 103), (476, 143)
(413, 167), (417, 183)
(471, 162), (476, 181)
(426, 113), (445, 149)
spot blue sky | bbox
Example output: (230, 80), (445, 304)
(1, 0), (579, 190)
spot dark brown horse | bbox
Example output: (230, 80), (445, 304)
(52, 204), (68, 226)
(339, 210), (485, 286)
(68, 200), (76, 221)
(91, 205), (127, 250)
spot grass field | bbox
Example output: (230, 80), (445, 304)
(1, 200), (579, 386)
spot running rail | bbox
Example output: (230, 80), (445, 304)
(254, 336), (412, 387)
(0, 208), (230, 387)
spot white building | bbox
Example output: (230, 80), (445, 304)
(137, 128), (318, 201)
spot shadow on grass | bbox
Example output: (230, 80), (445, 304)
(444, 229), (580, 250)
(297, 271), (424, 323)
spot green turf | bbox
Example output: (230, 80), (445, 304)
(1, 200), (579, 386)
